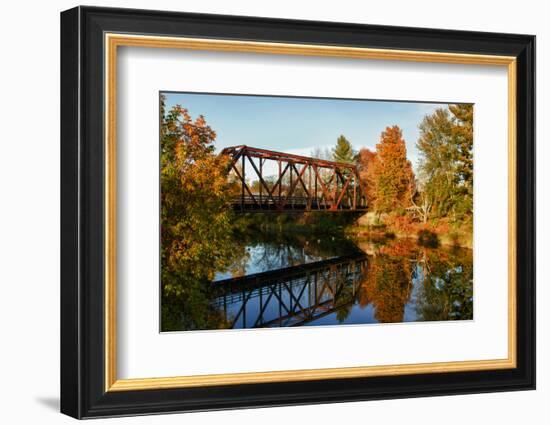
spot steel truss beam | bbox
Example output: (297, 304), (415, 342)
(221, 145), (367, 212)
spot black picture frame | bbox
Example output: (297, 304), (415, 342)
(61, 5), (535, 419)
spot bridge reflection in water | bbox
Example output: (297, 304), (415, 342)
(212, 253), (367, 329)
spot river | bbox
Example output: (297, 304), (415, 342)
(162, 230), (473, 331)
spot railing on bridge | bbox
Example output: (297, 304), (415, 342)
(211, 253), (367, 328)
(221, 145), (367, 212)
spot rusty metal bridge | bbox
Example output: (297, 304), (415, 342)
(221, 145), (367, 212)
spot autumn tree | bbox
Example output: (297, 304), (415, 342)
(332, 135), (354, 163)
(356, 148), (379, 208)
(160, 95), (238, 330)
(370, 126), (415, 214)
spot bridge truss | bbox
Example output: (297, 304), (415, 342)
(221, 145), (367, 212)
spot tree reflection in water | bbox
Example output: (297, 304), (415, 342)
(357, 238), (472, 324)
(161, 231), (473, 332)
(412, 247), (474, 322)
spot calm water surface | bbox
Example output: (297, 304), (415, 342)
(165, 232), (473, 331)
(213, 234), (361, 280)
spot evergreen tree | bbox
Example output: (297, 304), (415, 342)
(332, 135), (354, 163)
(449, 104), (473, 198)
(416, 104), (473, 222)
(371, 126), (414, 213)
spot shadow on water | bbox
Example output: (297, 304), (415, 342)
(161, 222), (473, 332)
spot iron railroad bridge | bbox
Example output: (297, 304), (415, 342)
(221, 145), (367, 213)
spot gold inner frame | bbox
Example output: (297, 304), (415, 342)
(104, 33), (517, 392)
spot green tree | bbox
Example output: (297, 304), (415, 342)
(417, 108), (454, 218)
(332, 135), (354, 163)
(416, 104), (473, 222)
(449, 104), (474, 199)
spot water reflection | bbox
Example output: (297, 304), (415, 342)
(161, 232), (473, 332)
(214, 233), (362, 280)
(214, 253), (367, 328)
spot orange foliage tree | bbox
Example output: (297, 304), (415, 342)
(357, 148), (379, 209)
(373, 126), (414, 213)
(357, 126), (415, 215)
(161, 104), (234, 286)
(160, 96), (239, 330)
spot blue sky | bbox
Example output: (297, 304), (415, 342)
(163, 92), (447, 174)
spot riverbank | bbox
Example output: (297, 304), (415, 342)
(345, 224), (472, 249)
(350, 211), (473, 249)
(234, 212), (472, 250)
(233, 212), (358, 236)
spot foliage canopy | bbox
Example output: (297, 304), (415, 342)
(160, 95), (237, 330)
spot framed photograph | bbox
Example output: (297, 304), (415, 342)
(60, 6), (535, 419)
